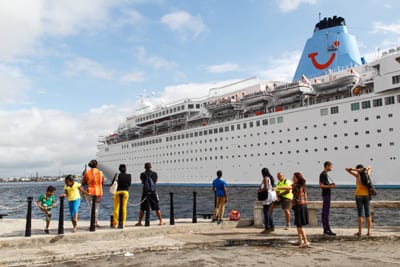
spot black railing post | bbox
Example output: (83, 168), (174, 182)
(25, 196), (33, 237)
(58, 196), (65, 235)
(169, 192), (175, 225)
(89, 196), (96, 232)
(118, 193), (124, 229)
(192, 191), (197, 223)
(145, 193), (150, 227)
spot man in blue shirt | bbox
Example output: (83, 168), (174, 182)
(212, 170), (228, 223)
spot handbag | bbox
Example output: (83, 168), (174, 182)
(368, 185), (377, 196)
(257, 190), (268, 201)
(109, 173), (119, 195)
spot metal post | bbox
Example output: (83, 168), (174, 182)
(169, 192), (175, 225)
(89, 196), (96, 232)
(58, 196), (65, 235)
(25, 197), (33, 237)
(118, 193), (124, 229)
(192, 191), (197, 223)
(145, 193), (150, 227)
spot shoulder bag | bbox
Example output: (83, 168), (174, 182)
(109, 173), (119, 195)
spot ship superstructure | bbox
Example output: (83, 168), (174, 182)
(97, 16), (400, 185)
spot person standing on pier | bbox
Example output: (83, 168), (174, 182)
(291, 172), (310, 248)
(259, 168), (276, 233)
(270, 172), (292, 230)
(111, 164), (132, 228)
(82, 159), (104, 227)
(345, 165), (372, 237)
(212, 170), (228, 224)
(319, 161), (336, 236)
(61, 175), (86, 232)
(136, 162), (164, 226)
(36, 185), (57, 234)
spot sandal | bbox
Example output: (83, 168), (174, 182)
(135, 222), (143, 226)
(299, 241), (311, 248)
(354, 232), (361, 237)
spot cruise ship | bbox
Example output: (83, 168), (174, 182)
(97, 16), (400, 185)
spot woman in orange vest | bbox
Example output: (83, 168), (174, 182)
(82, 159), (104, 227)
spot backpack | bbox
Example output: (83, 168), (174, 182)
(143, 171), (156, 193)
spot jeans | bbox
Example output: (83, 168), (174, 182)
(356, 196), (370, 217)
(321, 194), (331, 231)
(263, 204), (274, 229)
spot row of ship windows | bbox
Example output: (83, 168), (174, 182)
(123, 131), (394, 155)
(321, 95), (400, 116)
(121, 141), (396, 164)
(121, 113), (394, 151)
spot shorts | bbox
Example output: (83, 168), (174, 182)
(140, 191), (160, 211)
(68, 198), (81, 220)
(277, 197), (292, 209)
(355, 196), (370, 217)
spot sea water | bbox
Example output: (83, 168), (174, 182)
(0, 182), (399, 227)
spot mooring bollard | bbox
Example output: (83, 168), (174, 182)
(118, 193), (123, 229)
(89, 196), (96, 232)
(58, 196), (65, 235)
(169, 192), (175, 225)
(192, 191), (197, 223)
(145, 193), (150, 227)
(25, 196), (33, 237)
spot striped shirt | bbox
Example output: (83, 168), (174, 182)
(83, 168), (104, 197)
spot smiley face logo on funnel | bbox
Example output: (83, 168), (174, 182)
(308, 40), (340, 70)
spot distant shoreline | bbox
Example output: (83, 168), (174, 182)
(1, 180), (399, 189)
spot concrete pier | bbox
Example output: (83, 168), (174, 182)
(1, 218), (400, 266)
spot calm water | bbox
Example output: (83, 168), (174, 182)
(0, 182), (399, 227)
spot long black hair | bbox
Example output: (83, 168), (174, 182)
(356, 164), (369, 186)
(261, 167), (275, 186)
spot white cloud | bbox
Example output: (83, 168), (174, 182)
(277, 0), (317, 13)
(136, 47), (178, 70)
(372, 22), (400, 34)
(206, 63), (239, 73)
(120, 71), (145, 83)
(114, 8), (144, 27)
(258, 51), (301, 81)
(0, 0), (120, 61)
(161, 10), (206, 41)
(0, 64), (31, 104)
(65, 57), (114, 80)
(0, 104), (131, 178)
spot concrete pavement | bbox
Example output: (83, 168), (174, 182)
(1, 218), (400, 266)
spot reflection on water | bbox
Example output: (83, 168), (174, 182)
(0, 182), (399, 227)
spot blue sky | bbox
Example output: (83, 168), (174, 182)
(1, 0), (400, 177)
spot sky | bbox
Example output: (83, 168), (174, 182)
(1, 0), (400, 178)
